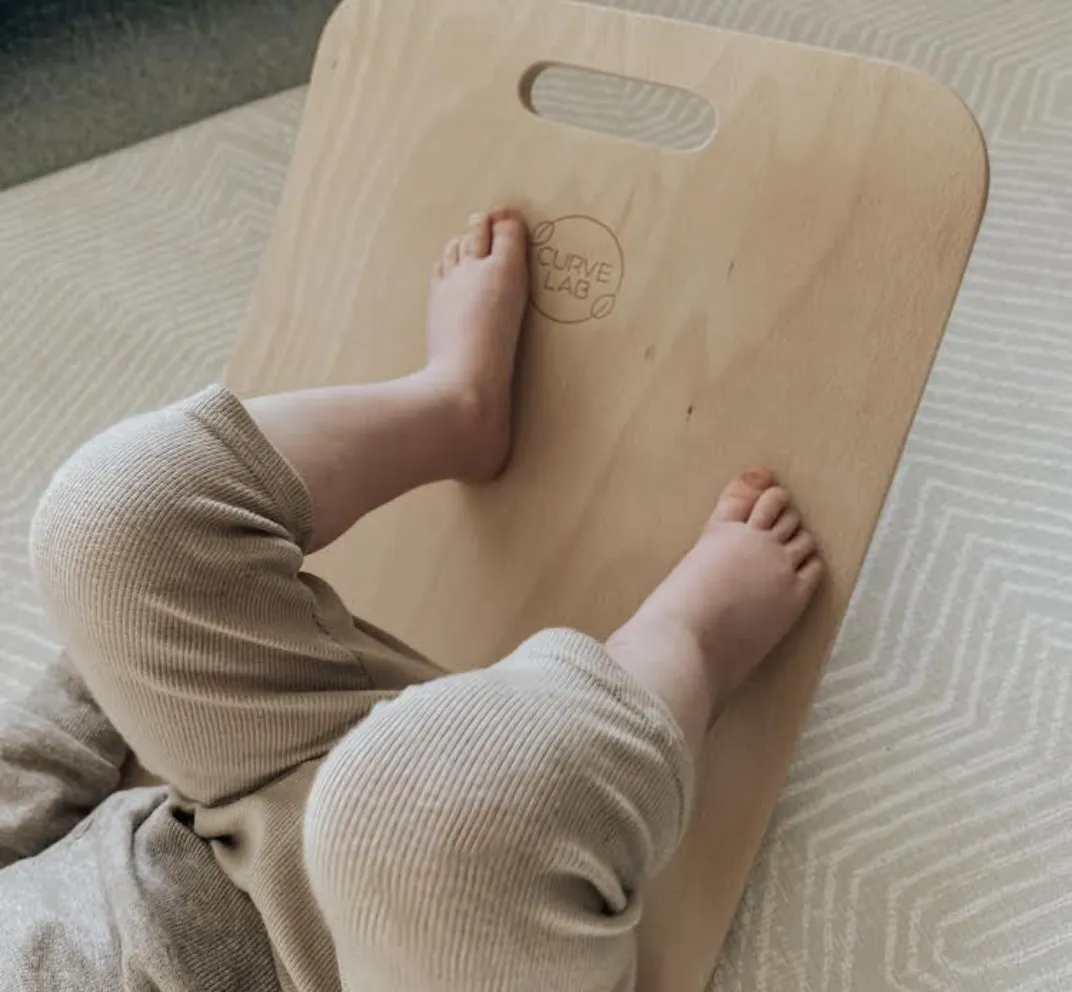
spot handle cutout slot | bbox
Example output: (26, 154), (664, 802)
(520, 63), (716, 152)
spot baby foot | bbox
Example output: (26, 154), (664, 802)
(607, 471), (823, 745)
(424, 208), (529, 481)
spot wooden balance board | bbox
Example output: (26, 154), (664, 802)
(226, 0), (988, 986)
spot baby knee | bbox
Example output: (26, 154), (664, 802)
(30, 409), (189, 634)
(305, 674), (577, 874)
(304, 666), (675, 986)
(305, 681), (572, 951)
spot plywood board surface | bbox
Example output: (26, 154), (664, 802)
(226, 0), (988, 987)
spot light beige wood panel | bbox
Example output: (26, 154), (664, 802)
(227, 0), (988, 987)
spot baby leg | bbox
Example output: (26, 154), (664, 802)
(305, 474), (822, 991)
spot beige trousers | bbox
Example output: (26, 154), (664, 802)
(29, 386), (694, 992)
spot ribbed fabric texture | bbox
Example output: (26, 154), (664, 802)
(306, 630), (693, 991)
(23, 386), (694, 992)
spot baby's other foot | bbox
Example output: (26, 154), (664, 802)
(608, 471), (823, 748)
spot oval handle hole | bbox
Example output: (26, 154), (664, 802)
(520, 62), (716, 152)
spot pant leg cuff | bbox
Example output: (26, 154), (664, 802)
(181, 385), (317, 552)
(516, 627), (695, 838)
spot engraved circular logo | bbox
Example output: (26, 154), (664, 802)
(529, 215), (624, 325)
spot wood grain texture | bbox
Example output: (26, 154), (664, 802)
(226, 0), (988, 987)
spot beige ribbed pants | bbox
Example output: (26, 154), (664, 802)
(29, 386), (694, 992)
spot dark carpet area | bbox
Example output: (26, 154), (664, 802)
(0, 0), (336, 189)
